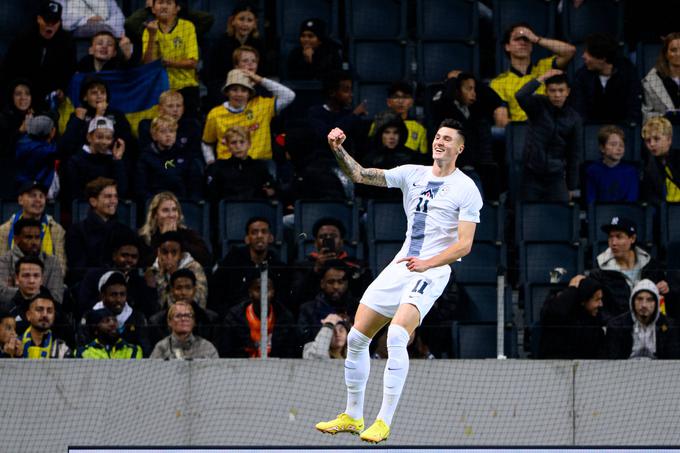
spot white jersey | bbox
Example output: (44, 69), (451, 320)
(385, 164), (483, 261)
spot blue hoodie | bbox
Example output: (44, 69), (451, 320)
(14, 134), (57, 189)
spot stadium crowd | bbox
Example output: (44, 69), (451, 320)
(0, 0), (679, 360)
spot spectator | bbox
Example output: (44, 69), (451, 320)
(0, 310), (22, 358)
(135, 115), (203, 201)
(150, 300), (218, 359)
(0, 180), (66, 272)
(59, 76), (134, 161)
(202, 69), (295, 163)
(303, 314), (349, 360)
(204, 126), (276, 202)
(62, 116), (129, 203)
(490, 23), (575, 126)
(642, 32), (680, 125)
(369, 81), (429, 155)
(125, 0), (214, 44)
(209, 217), (288, 317)
(538, 275), (605, 359)
(220, 277), (298, 358)
(137, 90), (201, 157)
(82, 270), (150, 355)
(570, 33), (643, 126)
(298, 261), (358, 344)
(640, 117), (680, 204)
(77, 233), (158, 319)
(605, 279), (680, 359)
(144, 231), (208, 310)
(138, 191), (212, 268)
(516, 71), (582, 202)
(585, 125), (639, 203)
(290, 217), (372, 306)
(58, 0), (126, 38)
(65, 177), (134, 283)
(19, 290), (70, 359)
(141, 0), (200, 117)
(76, 30), (134, 73)
(204, 2), (266, 104)
(73, 307), (143, 359)
(148, 268), (216, 346)
(15, 115), (59, 199)
(287, 18), (342, 80)
(589, 217), (670, 321)
(0, 79), (34, 157)
(0, 218), (64, 306)
(1, 0), (76, 111)
(0, 256), (46, 317)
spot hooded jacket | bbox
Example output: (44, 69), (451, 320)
(150, 252), (208, 310)
(605, 279), (680, 359)
(136, 142), (203, 200)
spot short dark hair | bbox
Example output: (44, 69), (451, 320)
(245, 216), (271, 234)
(322, 70), (352, 97)
(170, 268), (196, 287)
(321, 259), (349, 279)
(544, 74), (569, 87)
(26, 289), (55, 311)
(387, 81), (413, 97)
(13, 218), (42, 236)
(502, 22), (533, 56)
(91, 30), (116, 44)
(584, 33), (619, 63)
(110, 232), (139, 254)
(438, 119), (466, 143)
(313, 217), (346, 238)
(85, 177), (117, 200)
(158, 231), (183, 251)
(79, 75), (109, 103)
(15, 255), (44, 275)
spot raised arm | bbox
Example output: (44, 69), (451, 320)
(327, 127), (386, 187)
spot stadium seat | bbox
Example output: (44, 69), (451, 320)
(492, 0), (556, 42)
(345, 0), (407, 40)
(661, 203), (680, 246)
(72, 199), (137, 229)
(504, 122), (527, 203)
(277, 80), (324, 125)
(673, 125), (680, 150)
(452, 242), (506, 284)
(519, 241), (584, 285)
(294, 199), (359, 258)
(276, 0), (339, 41)
(561, 0), (625, 44)
(666, 242), (680, 274)
(452, 321), (517, 358)
(0, 1), (35, 40)
(365, 200), (406, 242)
(582, 124), (641, 163)
(522, 282), (567, 325)
(350, 40), (408, 83)
(587, 202), (654, 258)
(516, 202), (580, 243)
(476, 200), (505, 243)
(368, 240), (402, 276)
(416, 0), (478, 41)
(636, 41), (662, 79)
(417, 40), (479, 84)
(217, 200), (283, 256)
(459, 283), (513, 323)
(177, 199), (210, 249)
(1, 201), (60, 223)
(354, 82), (390, 120)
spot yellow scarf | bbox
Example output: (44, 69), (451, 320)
(9, 213), (54, 256)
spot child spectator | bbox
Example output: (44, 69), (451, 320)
(585, 125), (640, 203)
(0, 310), (22, 358)
(136, 115), (203, 201)
(62, 116), (128, 202)
(206, 45), (271, 109)
(137, 90), (201, 156)
(76, 30), (134, 73)
(15, 114), (59, 199)
(125, 0), (214, 44)
(204, 2), (265, 101)
(59, 76), (134, 160)
(205, 126), (275, 202)
(202, 69), (295, 163)
(369, 81), (428, 155)
(0, 80), (34, 157)
(59, 0), (126, 38)
(286, 18), (342, 80)
(142, 0), (200, 117)
(641, 116), (680, 204)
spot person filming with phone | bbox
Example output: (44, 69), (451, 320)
(290, 217), (372, 313)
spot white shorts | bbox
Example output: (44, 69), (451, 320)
(360, 259), (451, 322)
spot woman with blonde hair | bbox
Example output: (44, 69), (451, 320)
(642, 32), (680, 123)
(138, 191), (211, 268)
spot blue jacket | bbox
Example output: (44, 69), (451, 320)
(15, 134), (57, 189)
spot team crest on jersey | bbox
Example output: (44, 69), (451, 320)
(420, 188), (434, 199)
(411, 131), (418, 140)
(173, 37), (183, 48)
(246, 109), (254, 120)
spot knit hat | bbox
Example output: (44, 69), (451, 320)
(299, 18), (326, 39)
(222, 69), (255, 93)
(86, 307), (115, 326)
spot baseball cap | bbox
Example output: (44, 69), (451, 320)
(222, 69), (255, 93)
(18, 180), (48, 195)
(601, 216), (637, 236)
(88, 116), (115, 133)
(86, 307), (115, 326)
(300, 18), (326, 39)
(38, 0), (62, 23)
(98, 270), (127, 293)
(26, 115), (55, 137)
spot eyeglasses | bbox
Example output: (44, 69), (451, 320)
(173, 313), (194, 320)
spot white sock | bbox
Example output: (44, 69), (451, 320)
(344, 327), (371, 420)
(376, 324), (410, 426)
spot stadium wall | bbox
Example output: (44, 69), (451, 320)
(1, 360), (679, 450)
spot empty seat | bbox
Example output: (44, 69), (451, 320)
(351, 40), (408, 83)
(662, 203), (680, 245)
(72, 199), (137, 229)
(519, 241), (584, 285)
(416, 0), (478, 41)
(345, 0), (407, 39)
(452, 321), (517, 358)
(636, 42), (662, 79)
(365, 200), (406, 242)
(522, 282), (567, 325)
(217, 200), (283, 255)
(452, 242), (506, 284)
(562, 0), (624, 44)
(177, 200), (210, 248)
(459, 283), (513, 323)
(504, 122), (527, 203)
(417, 40), (479, 84)
(476, 200), (505, 243)
(354, 82), (390, 120)
(0, 1), (35, 41)
(276, 0), (339, 41)
(516, 202), (580, 243)
(368, 240), (402, 276)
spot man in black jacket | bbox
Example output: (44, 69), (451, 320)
(516, 70), (582, 202)
(605, 279), (680, 359)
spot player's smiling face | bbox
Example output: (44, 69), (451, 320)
(432, 127), (462, 162)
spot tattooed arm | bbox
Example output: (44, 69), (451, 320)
(327, 127), (387, 187)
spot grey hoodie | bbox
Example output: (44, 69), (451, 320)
(628, 279), (660, 358)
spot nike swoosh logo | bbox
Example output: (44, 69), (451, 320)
(387, 367), (402, 371)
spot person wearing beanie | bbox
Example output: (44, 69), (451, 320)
(286, 18), (343, 80)
(538, 274), (606, 359)
(73, 307), (142, 359)
(605, 279), (680, 359)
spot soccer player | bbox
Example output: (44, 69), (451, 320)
(316, 119), (483, 443)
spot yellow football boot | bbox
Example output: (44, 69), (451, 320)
(315, 413), (364, 435)
(359, 419), (390, 443)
